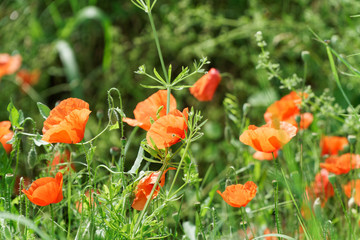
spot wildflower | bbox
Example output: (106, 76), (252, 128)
(306, 169), (334, 207)
(217, 181), (257, 208)
(132, 167), (176, 211)
(343, 180), (360, 206)
(22, 172), (63, 206)
(320, 136), (348, 156)
(146, 108), (188, 149)
(240, 121), (297, 153)
(0, 54), (22, 79)
(49, 150), (75, 173)
(263, 228), (278, 240)
(320, 153), (360, 174)
(253, 151), (278, 161)
(16, 69), (40, 92)
(123, 90), (176, 131)
(190, 68), (221, 101)
(76, 190), (100, 213)
(0, 121), (14, 154)
(264, 91), (313, 129)
(42, 98), (91, 144)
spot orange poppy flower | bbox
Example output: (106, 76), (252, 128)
(22, 172), (63, 206)
(253, 151), (278, 161)
(0, 54), (22, 79)
(49, 150), (75, 173)
(306, 169), (334, 207)
(217, 181), (257, 208)
(190, 68), (221, 101)
(123, 90), (177, 131)
(264, 91), (312, 129)
(42, 98), (91, 144)
(132, 167), (176, 211)
(75, 190), (100, 213)
(0, 121), (14, 154)
(320, 153), (360, 175)
(343, 180), (360, 206)
(239, 121), (297, 153)
(263, 228), (278, 240)
(320, 136), (348, 156)
(16, 69), (40, 91)
(146, 108), (188, 149)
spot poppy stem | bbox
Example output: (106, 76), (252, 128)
(146, 8), (171, 114)
(168, 139), (192, 195)
(50, 204), (55, 237)
(272, 153), (282, 238)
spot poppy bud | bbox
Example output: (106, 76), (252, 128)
(348, 135), (356, 146)
(5, 173), (14, 186)
(96, 110), (104, 120)
(301, 51), (310, 63)
(110, 147), (120, 156)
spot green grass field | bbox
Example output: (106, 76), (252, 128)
(1, 0), (360, 239)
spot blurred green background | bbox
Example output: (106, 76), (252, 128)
(1, 0), (360, 173)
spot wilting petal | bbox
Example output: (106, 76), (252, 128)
(132, 167), (175, 210)
(190, 68), (221, 101)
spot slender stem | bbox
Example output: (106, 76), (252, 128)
(168, 139), (191, 195)
(272, 153), (282, 238)
(67, 153), (72, 239)
(147, 10), (171, 114)
(50, 204), (55, 237)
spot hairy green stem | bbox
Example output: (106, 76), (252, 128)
(272, 153), (282, 237)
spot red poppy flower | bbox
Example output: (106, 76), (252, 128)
(22, 172), (63, 206)
(253, 151), (278, 161)
(0, 121), (14, 154)
(320, 153), (360, 175)
(320, 136), (348, 156)
(306, 169), (334, 207)
(16, 69), (40, 91)
(123, 90), (177, 131)
(0, 54), (22, 79)
(264, 91), (312, 129)
(343, 180), (360, 206)
(49, 150), (75, 173)
(75, 190), (100, 213)
(132, 167), (176, 211)
(190, 68), (221, 101)
(146, 108), (188, 149)
(240, 121), (297, 153)
(217, 181), (257, 208)
(42, 98), (91, 144)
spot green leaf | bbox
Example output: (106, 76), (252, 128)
(0, 146), (10, 174)
(153, 68), (166, 83)
(128, 146), (144, 174)
(109, 122), (119, 131)
(37, 102), (51, 119)
(7, 100), (20, 128)
(33, 134), (50, 146)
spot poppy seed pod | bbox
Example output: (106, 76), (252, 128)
(190, 68), (221, 101)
